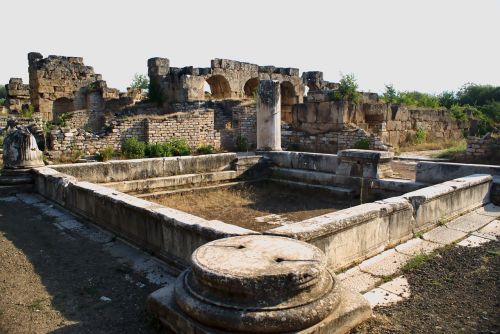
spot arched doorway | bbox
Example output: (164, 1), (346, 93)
(52, 97), (74, 121)
(205, 75), (232, 100)
(243, 78), (259, 99)
(280, 81), (296, 123)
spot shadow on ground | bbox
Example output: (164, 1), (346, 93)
(0, 197), (161, 334)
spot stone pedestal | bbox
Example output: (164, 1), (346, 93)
(147, 235), (371, 334)
(2, 126), (44, 178)
(337, 149), (393, 179)
(257, 80), (281, 151)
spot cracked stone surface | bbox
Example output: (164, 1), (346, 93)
(457, 235), (495, 248)
(337, 266), (379, 293)
(378, 275), (411, 298)
(395, 238), (441, 256)
(475, 204), (500, 217)
(363, 288), (403, 307)
(446, 212), (494, 233)
(423, 226), (467, 244)
(359, 249), (410, 277)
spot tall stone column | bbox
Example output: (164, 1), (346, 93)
(257, 80), (282, 151)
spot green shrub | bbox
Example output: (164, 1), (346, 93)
(0, 133), (5, 147)
(396, 91), (440, 108)
(196, 144), (215, 155)
(96, 146), (115, 162)
(330, 73), (360, 102)
(236, 135), (250, 151)
(55, 112), (71, 127)
(353, 138), (369, 149)
(130, 73), (149, 90)
(145, 142), (172, 157)
(121, 137), (146, 159)
(20, 105), (35, 119)
(166, 137), (191, 156)
(415, 127), (427, 144)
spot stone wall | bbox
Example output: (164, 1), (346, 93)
(4, 78), (31, 112)
(466, 134), (500, 162)
(281, 123), (388, 153)
(48, 110), (220, 155)
(148, 57), (304, 122)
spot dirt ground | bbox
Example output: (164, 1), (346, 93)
(352, 240), (500, 334)
(0, 197), (161, 334)
(152, 182), (353, 232)
(390, 161), (417, 180)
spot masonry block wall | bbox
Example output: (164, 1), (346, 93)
(466, 134), (500, 163)
(4, 78), (31, 112)
(48, 110), (220, 155)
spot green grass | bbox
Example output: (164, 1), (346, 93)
(401, 253), (434, 273)
(432, 139), (467, 159)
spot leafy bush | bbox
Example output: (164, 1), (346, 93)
(331, 73), (360, 102)
(96, 146), (115, 162)
(0, 133), (5, 148)
(396, 91), (441, 108)
(121, 137), (146, 159)
(130, 73), (149, 90)
(438, 91), (458, 109)
(415, 127), (427, 144)
(55, 112), (71, 127)
(20, 105), (35, 119)
(353, 138), (369, 149)
(145, 142), (172, 157)
(196, 144), (215, 155)
(236, 135), (250, 151)
(456, 83), (500, 107)
(166, 137), (191, 156)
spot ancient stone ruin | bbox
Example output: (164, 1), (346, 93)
(1, 51), (498, 334)
(2, 52), (468, 158)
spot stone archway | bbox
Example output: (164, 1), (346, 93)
(280, 81), (296, 123)
(243, 78), (259, 98)
(206, 75), (232, 100)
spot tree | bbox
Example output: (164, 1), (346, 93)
(331, 73), (360, 102)
(0, 85), (6, 98)
(382, 84), (397, 103)
(438, 91), (457, 109)
(130, 73), (149, 90)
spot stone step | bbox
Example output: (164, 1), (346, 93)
(135, 180), (259, 200)
(0, 184), (33, 196)
(269, 167), (337, 185)
(102, 171), (239, 194)
(268, 178), (355, 199)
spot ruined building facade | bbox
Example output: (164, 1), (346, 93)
(2, 52), (466, 155)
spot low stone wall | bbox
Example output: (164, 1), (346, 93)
(466, 134), (500, 162)
(263, 151), (339, 173)
(32, 166), (257, 270)
(416, 161), (500, 184)
(267, 174), (492, 270)
(281, 124), (388, 153)
(51, 153), (237, 183)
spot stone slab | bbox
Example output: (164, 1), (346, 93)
(457, 235), (493, 248)
(395, 238), (441, 256)
(359, 249), (410, 277)
(147, 283), (372, 334)
(475, 204), (500, 218)
(446, 212), (494, 233)
(472, 220), (500, 240)
(378, 276), (411, 298)
(363, 288), (403, 307)
(422, 226), (467, 245)
(337, 267), (379, 293)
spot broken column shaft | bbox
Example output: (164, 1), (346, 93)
(257, 80), (281, 151)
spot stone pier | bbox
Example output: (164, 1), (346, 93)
(337, 149), (394, 179)
(147, 235), (371, 333)
(257, 80), (282, 151)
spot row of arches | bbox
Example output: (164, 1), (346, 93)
(202, 76), (297, 102)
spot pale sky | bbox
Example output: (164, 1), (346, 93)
(2, 0), (499, 94)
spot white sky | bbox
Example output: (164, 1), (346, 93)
(2, 0), (499, 94)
